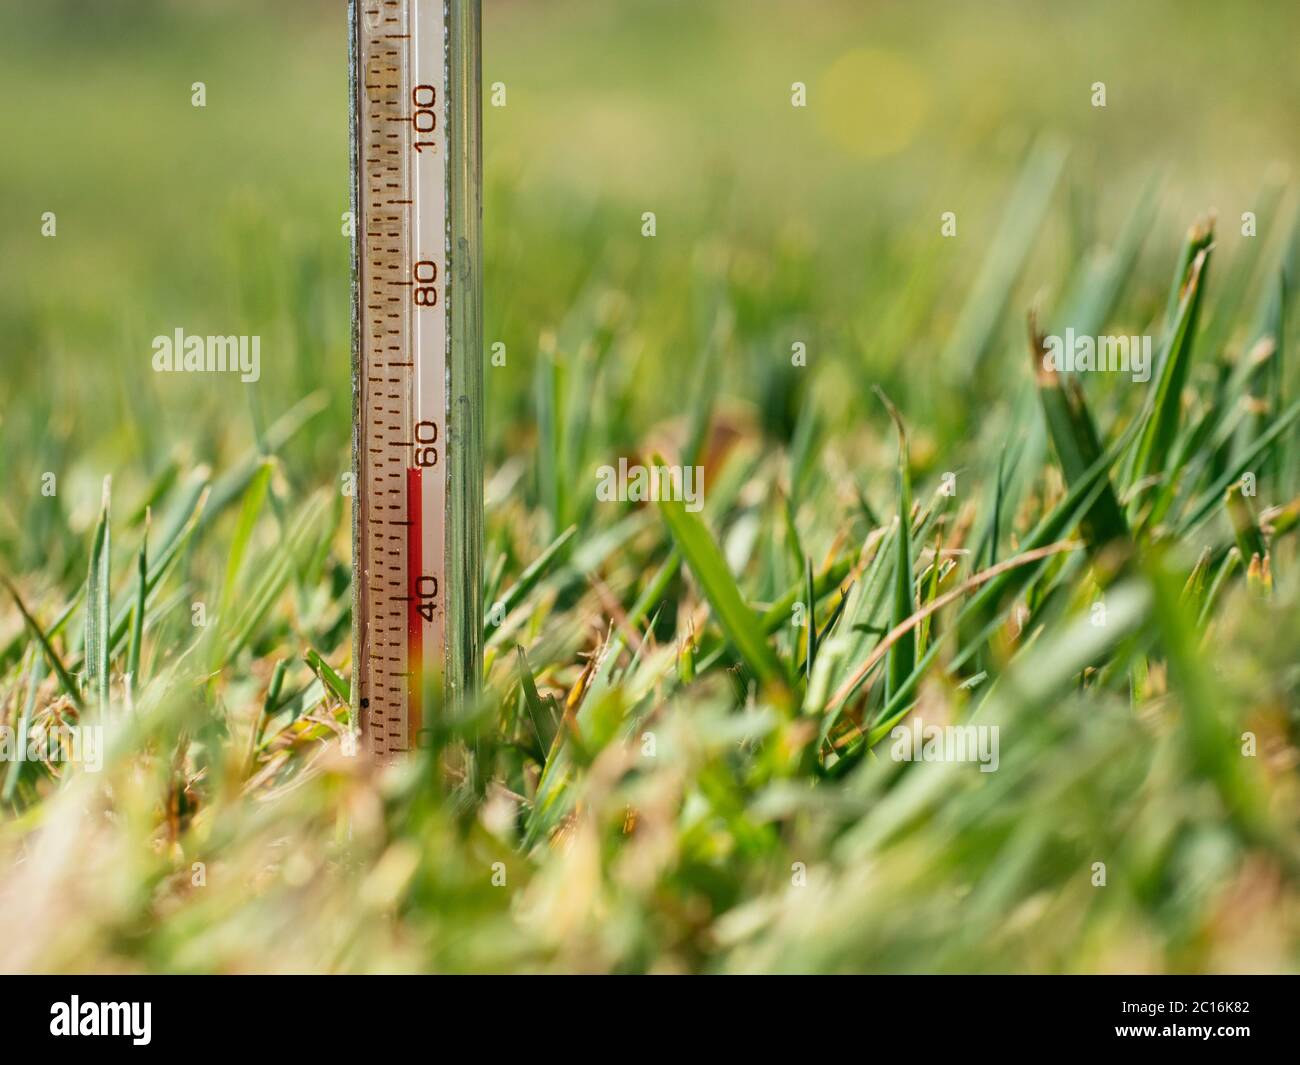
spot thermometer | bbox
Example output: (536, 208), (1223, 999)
(349, 0), (481, 759)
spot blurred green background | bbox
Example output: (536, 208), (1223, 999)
(2, 0), (1298, 561)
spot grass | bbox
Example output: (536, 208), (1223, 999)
(1, 0), (1300, 974)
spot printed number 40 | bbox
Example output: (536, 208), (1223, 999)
(416, 575), (439, 622)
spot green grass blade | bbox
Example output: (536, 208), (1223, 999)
(1056, 173), (1158, 339)
(1175, 399), (1300, 534)
(484, 524), (577, 641)
(2, 651), (45, 803)
(2, 576), (84, 712)
(1128, 223), (1214, 497)
(655, 454), (787, 691)
(126, 511), (149, 687)
(305, 649), (350, 703)
(84, 477), (112, 711)
(218, 459), (274, 628)
(947, 139), (1066, 380)
(515, 645), (555, 760)
(803, 556), (817, 682)
(1147, 554), (1265, 836)
(1028, 311), (1130, 550)
(876, 389), (916, 705)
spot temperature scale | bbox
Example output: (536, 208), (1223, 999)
(349, 0), (482, 759)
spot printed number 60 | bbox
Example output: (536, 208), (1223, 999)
(415, 420), (438, 467)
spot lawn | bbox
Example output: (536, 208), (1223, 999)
(0, 0), (1298, 973)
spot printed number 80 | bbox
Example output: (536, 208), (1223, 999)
(414, 260), (438, 307)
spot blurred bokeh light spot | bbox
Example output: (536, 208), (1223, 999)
(817, 48), (929, 158)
